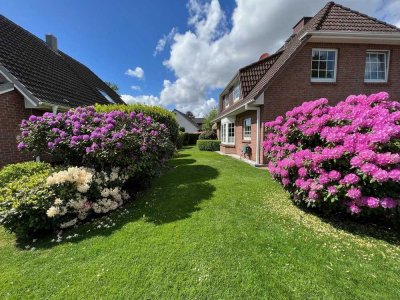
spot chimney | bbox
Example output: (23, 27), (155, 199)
(292, 17), (312, 34)
(259, 53), (270, 61)
(45, 34), (58, 52)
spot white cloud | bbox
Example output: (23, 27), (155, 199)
(154, 27), (178, 56)
(125, 67), (144, 79)
(121, 94), (161, 106)
(135, 0), (400, 117)
(131, 85), (141, 91)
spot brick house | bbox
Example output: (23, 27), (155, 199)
(214, 1), (400, 166)
(0, 15), (125, 167)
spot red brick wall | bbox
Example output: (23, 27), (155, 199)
(0, 90), (43, 168)
(219, 110), (265, 162)
(263, 42), (400, 121)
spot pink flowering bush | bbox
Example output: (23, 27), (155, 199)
(263, 92), (400, 218)
(17, 106), (174, 180)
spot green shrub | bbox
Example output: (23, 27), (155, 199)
(0, 164), (55, 237)
(177, 132), (185, 149)
(95, 103), (179, 143)
(0, 161), (52, 188)
(183, 133), (201, 146)
(197, 140), (220, 151)
(199, 131), (217, 140)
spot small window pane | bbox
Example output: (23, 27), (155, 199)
(327, 51), (335, 60)
(327, 61), (334, 71)
(311, 70), (318, 78)
(319, 51), (327, 60)
(312, 61), (318, 69)
(319, 70), (326, 78)
(326, 71), (334, 79)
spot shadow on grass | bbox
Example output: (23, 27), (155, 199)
(296, 204), (400, 246)
(24, 153), (218, 249)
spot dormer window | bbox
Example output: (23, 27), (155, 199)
(98, 89), (116, 103)
(224, 95), (229, 108)
(233, 85), (240, 102)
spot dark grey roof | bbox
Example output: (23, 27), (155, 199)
(194, 117), (204, 124)
(0, 14), (124, 107)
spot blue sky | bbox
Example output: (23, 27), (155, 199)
(2, 0), (400, 116)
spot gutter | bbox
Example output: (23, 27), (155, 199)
(213, 98), (256, 122)
(300, 30), (400, 41)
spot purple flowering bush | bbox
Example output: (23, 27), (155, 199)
(17, 106), (174, 179)
(263, 92), (400, 218)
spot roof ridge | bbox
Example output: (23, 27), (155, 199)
(311, 1), (335, 31)
(329, 2), (400, 31)
(0, 14), (58, 53)
(173, 109), (200, 129)
(239, 50), (283, 72)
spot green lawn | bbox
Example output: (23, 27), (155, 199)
(1, 147), (400, 299)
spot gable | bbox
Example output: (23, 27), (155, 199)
(0, 15), (124, 108)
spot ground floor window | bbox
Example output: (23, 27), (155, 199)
(243, 117), (251, 140)
(221, 121), (235, 144)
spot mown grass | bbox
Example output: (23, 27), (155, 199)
(1, 147), (399, 299)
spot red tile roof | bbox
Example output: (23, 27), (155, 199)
(217, 1), (400, 118)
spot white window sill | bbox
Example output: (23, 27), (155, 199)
(364, 80), (388, 83)
(221, 142), (235, 146)
(243, 137), (251, 141)
(310, 79), (336, 83)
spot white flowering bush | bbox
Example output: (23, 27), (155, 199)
(0, 163), (131, 236)
(45, 167), (130, 229)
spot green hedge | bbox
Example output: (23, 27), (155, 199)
(177, 132), (185, 149)
(0, 161), (52, 188)
(0, 162), (55, 236)
(95, 103), (179, 143)
(197, 140), (220, 151)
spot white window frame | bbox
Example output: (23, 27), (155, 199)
(243, 117), (251, 140)
(233, 85), (240, 102)
(224, 95), (229, 108)
(310, 48), (338, 83)
(221, 117), (235, 145)
(364, 50), (390, 83)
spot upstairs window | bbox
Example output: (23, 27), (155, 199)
(233, 85), (240, 102)
(243, 117), (251, 140)
(364, 51), (389, 82)
(311, 49), (337, 82)
(224, 95), (229, 108)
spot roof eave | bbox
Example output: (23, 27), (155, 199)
(300, 30), (400, 44)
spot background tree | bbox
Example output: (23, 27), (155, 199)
(186, 111), (195, 119)
(105, 82), (120, 94)
(202, 108), (217, 131)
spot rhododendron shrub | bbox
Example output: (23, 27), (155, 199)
(17, 106), (174, 179)
(46, 167), (130, 229)
(263, 92), (400, 217)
